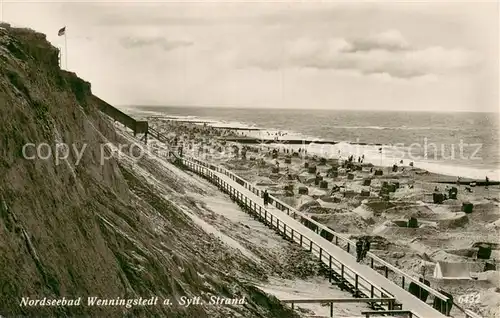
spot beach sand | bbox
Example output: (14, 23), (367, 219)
(146, 118), (500, 318)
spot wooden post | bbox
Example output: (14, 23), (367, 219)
(370, 286), (375, 309)
(329, 256), (332, 282)
(441, 297), (444, 315)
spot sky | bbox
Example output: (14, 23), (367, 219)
(1, 0), (499, 112)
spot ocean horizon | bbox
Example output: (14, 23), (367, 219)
(121, 105), (499, 114)
(126, 105), (500, 181)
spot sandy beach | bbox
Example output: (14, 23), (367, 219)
(145, 117), (500, 318)
(3, 3), (498, 317)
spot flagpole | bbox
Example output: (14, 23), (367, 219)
(64, 31), (68, 69)
(57, 46), (61, 68)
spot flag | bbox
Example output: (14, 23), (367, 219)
(58, 26), (66, 36)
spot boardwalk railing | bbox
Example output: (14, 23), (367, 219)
(174, 153), (468, 318)
(137, 127), (481, 318)
(281, 297), (396, 318)
(178, 155), (400, 314)
(362, 310), (414, 318)
(183, 154), (451, 301)
(95, 96), (148, 136)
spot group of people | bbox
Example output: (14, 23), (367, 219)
(345, 154), (365, 163)
(356, 237), (371, 263)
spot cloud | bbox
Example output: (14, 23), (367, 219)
(348, 30), (410, 52)
(235, 30), (480, 79)
(119, 36), (192, 51)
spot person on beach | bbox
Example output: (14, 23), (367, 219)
(362, 238), (371, 260)
(485, 176), (489, 190)
(420, 260), (427, 279)
(263, 190), (269, 206)
(356, 238), (364, 262)
(315, 172), (321, 185)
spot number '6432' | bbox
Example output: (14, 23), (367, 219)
(458, 293), (480, 304)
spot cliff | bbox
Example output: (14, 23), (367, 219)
(0, 24), (295, 317)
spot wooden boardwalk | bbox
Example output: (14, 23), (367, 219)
(98, 104), (482, 318)
(177, 154), (451, 318)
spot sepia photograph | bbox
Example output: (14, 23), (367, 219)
(0, 0), (499, 317)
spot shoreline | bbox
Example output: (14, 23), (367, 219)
(142, 115), (499, 182)
(144, 117), (499, 201)
(221, 136), (384, 146)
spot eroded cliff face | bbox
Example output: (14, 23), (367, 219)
(0, 24), (295, 317)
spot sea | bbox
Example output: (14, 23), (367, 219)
(124, 106), (499, 181)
